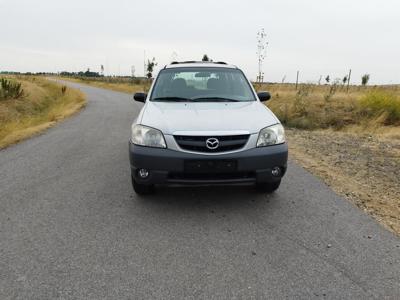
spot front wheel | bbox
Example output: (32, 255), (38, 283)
(132, 175), (154, 195)
(256, 180), (281, 193)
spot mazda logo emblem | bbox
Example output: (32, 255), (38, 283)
(205, 137), (219, 150)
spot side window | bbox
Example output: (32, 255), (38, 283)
(153, 73), (174, 98)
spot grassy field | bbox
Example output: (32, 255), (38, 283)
(61, 76), (147, 94)
(58, 76), (400, 234)
(261, 83), (400, 131)
(0, 76), (86, 149)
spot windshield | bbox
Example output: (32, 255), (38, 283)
(150, 67), (256, 102)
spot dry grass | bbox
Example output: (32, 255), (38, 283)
(0, 76), (86, 149)
(260, 83), (400, 129)
(60, 77), (148, 94)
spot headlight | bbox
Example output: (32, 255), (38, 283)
(131, 124), (166, 148)
(257, 124), (285, 147)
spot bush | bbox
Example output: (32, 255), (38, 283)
(0, 78), (24, 100)
(359, 90), (400, 125)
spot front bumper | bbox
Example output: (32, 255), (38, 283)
(129, 142), (288, 185)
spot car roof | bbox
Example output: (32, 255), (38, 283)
(164, 61), (238, 69)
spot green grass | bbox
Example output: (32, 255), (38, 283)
(359, 90), (400, 125)
(0, 77), (24, 100)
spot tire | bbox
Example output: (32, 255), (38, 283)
(132, 175), (154, 195)
(256, 180), (281, 193)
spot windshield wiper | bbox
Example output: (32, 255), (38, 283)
(190, 97), (241, 102)
(152, 97), (191, 102)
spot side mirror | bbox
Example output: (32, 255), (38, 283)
(257, 91), (271, 102)
(133, 92), (147, 103)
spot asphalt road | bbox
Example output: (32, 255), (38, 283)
(1, 81), (399, 299)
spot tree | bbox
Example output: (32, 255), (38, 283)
(131, 65), (135, 78)
(325, 75), (330, 84)
(256, 28), (268, 83)
(361, 74), (370, 86)
(342, 75), (348, 85)
(146, 57), (157, 79)
(202, 54), (210, 62)
(83, 68), (100, 77)
(100, 65), (104, 76)
(171, 51), (178, 62)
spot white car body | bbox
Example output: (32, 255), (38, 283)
(129, 62), (288, 194)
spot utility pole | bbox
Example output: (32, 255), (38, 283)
(347, 69), (352, 92)
(295, 70), (300, 90)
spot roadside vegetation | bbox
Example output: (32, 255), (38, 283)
(59, 61), (156, 94)
(0, 76), (85, 149)
(257, 83), (400, 234)
(261, 83), (400, 130)
(61, 76), (147, 94)
(0, 77), (25, 99)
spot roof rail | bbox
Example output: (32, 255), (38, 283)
(169, 61), (228, 65)
(170, 61), (196, 64)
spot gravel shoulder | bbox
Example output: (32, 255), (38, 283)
(286, 128), (400, 235)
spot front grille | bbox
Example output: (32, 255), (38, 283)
(174, 134), (249, 153)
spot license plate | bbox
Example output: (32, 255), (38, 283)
(184, 160), (237, 173)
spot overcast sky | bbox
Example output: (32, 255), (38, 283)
(1, 0), (399, 84)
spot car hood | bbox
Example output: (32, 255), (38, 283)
(140, 101), (279, 135)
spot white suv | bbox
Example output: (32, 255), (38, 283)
(129, 61), (288, 194)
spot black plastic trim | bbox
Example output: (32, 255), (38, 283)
(129, 142), (288, 185)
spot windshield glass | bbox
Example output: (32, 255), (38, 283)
(150, 67), (256, 102)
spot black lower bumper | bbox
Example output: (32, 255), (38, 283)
(129, 142), (288, 185)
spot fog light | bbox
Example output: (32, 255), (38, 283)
(138, 168), (149, 178)
(271, 167), (281, 177)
